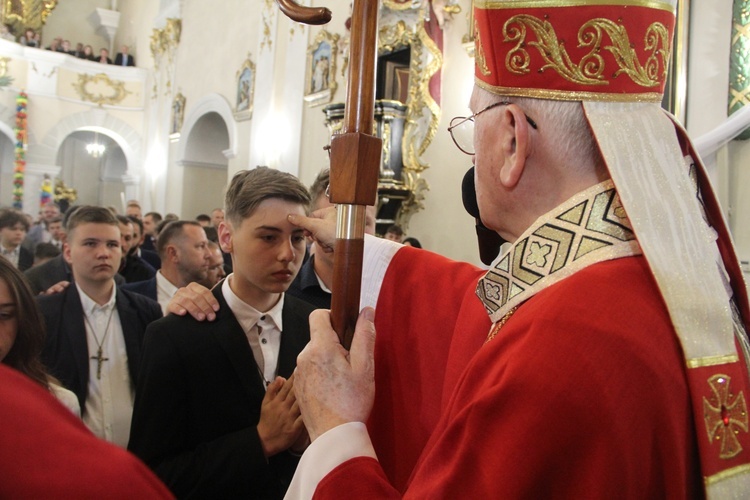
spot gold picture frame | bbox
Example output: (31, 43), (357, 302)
(304, 30), (339, 107)
(234, 53), (255, 121)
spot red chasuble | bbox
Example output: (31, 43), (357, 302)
(314, 249), (704, 498)
(0, 364), (173, 499)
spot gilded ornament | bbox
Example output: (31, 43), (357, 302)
(475, 19), (491, 76)
(503, 15), (670, 87)
(703, 374), (749, 459)
(72, 73), (131, 107)
(1, 0), (57, 34)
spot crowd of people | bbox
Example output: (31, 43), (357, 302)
(0, 166), (420, 496)
(10, 27), (135, 67)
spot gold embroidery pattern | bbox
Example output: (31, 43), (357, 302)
(486, 307), (518, 343)
(476, 182), (640, 322)
(703, 374), (749, 460)
(503, 14), (670, 87)
(475, 19), (491, 76)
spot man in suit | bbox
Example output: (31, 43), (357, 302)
(128, 167), (315, 498)
(22, 201), (60, 253)
(114, 45), (135, 67)
(122, 220), (210, 313)
(39, 206), (162, 448)
(117, 215), (155, 283)
(0, 209), (33, 271)
(140, 211), (161, 252)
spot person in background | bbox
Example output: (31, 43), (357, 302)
(80, 44), (95, 61)
(33, 242), (61, 267)
(122, 220), (210, 313)
(210, 208), (225, 228)
(117, 215), (155, 284)
(97, 47), (112, 64)
(22, 201), (60, 253)
(198, 240), (226, 289)
(0, 258), (79, 415)
(0, 209), (32, 271)
(402, 237), (422, 249)
(114, 45), (135, 67)
(195, 213), (211, 227)
(125, 200), (142, 220)
(47, 216), (64, 249)
(141, 211), (162, 252)
(383, 224), (404, 243)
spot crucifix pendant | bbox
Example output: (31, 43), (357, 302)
(91, 346), (109, 380)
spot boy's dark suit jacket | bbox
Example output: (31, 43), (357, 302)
(128, 283), (315, 499)
(38, 283), (163, 412)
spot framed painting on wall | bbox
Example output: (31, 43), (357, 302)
(304, 30), (339, 107)
(235, 54), (255, 121)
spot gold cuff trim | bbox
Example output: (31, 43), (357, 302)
(475, 79), (664, 103)
(474, 0), (675, 12)
(705, 463), (750, 486)
(687, 354), (740, 368)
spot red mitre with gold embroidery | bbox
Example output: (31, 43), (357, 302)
(473, 0), (675, 102)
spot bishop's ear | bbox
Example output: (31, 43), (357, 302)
(498, 104), (532, 189)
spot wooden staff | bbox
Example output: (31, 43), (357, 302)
(277, 0), (382, 349)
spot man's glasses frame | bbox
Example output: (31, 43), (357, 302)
(448, 101), (538, 156)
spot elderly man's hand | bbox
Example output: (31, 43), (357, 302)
(295, 307), (376, 442)
(166, 281), (220, 321)
(288, 206), (336, 254)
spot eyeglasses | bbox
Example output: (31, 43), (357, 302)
(448, 101), (538, 156)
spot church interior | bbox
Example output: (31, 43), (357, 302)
(0, 0), (748, 274)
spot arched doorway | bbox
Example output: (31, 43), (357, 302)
(180, 111), (229, 218)
(56, 130), (127, 208)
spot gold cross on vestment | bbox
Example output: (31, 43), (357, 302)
(703, 374), (749, 459)
(91, 345), (109, 380)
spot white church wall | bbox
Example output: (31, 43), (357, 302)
(43, 0), (110, 52)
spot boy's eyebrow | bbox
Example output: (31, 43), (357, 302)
(255, 225), (282, 232)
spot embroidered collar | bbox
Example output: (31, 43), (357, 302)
(476, 180), (642, 323)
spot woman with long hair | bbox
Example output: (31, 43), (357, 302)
(0, 258), (79, 415)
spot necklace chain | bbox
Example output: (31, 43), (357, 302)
(83, 305), (116, 380)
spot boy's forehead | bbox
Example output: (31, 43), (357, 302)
(71, 222), (120, 239)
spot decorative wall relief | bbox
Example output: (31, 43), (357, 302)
(72, 73), (130, 106)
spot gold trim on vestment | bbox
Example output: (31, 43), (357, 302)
(474, 0), (675, 12)
(688, 355), (741, 369)
(705, 463), (750, 486)
(477, 180), (641, 323)
(475, 79), (664, 102)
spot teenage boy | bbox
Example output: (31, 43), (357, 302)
(0, 209), (32, 271)
(38, 206), (162, 447)
(128, 167), (316, 498)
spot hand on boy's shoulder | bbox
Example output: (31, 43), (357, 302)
(167, 281), (220, 321)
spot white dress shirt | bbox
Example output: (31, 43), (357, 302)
(77, 283), (134, 448)
(222, 275), (284, 388)
(1, 246), (20, 268)
(156, 270), (179, 314)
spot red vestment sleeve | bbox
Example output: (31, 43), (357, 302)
(315, 256), (703, 499)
